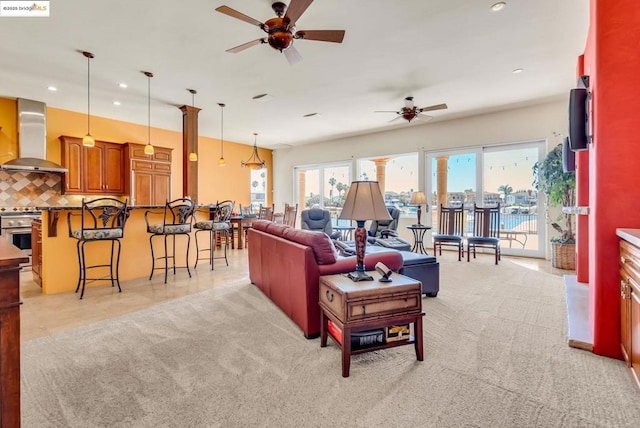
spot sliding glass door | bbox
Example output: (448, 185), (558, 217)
(426, 141), (545, 257)
(294, 162), (351, 223)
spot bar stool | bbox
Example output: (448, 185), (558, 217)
(145, 198), (196, 283)
(67, 198), (128, 299)
(194, 200), (234, 269)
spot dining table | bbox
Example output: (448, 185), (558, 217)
(229, 216), (255, 249)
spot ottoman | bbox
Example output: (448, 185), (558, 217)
(398, 251), (440, 297)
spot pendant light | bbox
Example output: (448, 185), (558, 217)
(143, 71), (155, 156)
(218, 103), (226, 166)
(241, 133), (266, 169)
(187, 89), (198, 162)
(81, 51), (95, 147)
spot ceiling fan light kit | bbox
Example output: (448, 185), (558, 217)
(375, 96), (448, 123)
(216, 0), (345, 64)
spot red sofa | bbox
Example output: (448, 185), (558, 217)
(248, 220), (403, 338)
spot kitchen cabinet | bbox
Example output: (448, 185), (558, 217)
(59, 136), (125, 195)
(124, 143), (172, 206)
(31, 218), (42, 287)
(618, 236), (640, 390)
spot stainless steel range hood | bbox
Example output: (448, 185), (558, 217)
(0, 98), (67, 173)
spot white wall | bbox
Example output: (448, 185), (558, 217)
(273, 99), (568, 207)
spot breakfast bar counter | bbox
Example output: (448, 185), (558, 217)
(39, 206), (212, 295)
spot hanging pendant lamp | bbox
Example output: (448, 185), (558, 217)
(241, 133), (265, 170)
(143, 71), (155, 156)
(187, 89), (198, 161)
(218, 103), (226, 166)
(82, 51), (95, 147)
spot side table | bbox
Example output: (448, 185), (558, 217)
(333, 225), (355, 241)
(319, 271), (424, 377)
(406, 224), (431, 254)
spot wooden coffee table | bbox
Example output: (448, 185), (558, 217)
(319, 271), (424, 377)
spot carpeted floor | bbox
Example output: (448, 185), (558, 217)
(21, 257), (640, 427)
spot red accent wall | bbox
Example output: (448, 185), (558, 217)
(583, 0), (640, 358)
(575, 55), (590, 284)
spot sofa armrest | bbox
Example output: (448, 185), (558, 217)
(318, 251), (403, 276)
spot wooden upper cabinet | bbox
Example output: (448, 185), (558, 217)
(59, 136), (125, 195)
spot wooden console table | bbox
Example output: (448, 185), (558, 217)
(0, 237), (29, 427)
(319, 271), (424, 377)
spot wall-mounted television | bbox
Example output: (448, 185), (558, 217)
(562, 136), (576, 173)
(568, 87), (589, 151)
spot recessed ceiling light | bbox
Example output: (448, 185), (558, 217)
(47, 86), (57, 91)
(490, 2), (506, 12)
(118, 82), (128, 88)
(512, 68), (524, 74)
(113, 101), (121, 106)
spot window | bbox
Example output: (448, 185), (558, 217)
(357, 153), (419, 215)
(250, 168), (267, 212)
(294, 162), (351, 222)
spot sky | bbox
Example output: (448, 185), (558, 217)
(300, 146), (539, 198)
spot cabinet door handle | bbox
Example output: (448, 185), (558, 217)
(325, 290), (333, 302)
(621, 256), (634, 265)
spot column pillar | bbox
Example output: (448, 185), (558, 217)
(372, 158), (391, 197)
(179, 105), (201, 200)
(436, 156), (449, 209)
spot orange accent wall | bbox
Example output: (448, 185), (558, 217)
(0, 98), (272, 208)
(582, 0), (640, 358)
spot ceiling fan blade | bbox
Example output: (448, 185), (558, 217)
(389, 115), (405, 123)
(215, 5), (264, 28)
(295, 30), (345, 43)
(418, 103), (448, 112)
(285, 0), (313, 26)
(374, 110), (400, 113)
(417, 114), (433, 121)
(226, 39), (265, 53)
(284, 45), (303, 65)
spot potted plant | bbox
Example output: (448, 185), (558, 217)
(532, 143), (576, 269)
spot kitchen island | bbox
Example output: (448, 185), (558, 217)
(39, 206), (212, 295)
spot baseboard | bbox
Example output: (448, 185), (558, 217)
(564, 275), (593, 352)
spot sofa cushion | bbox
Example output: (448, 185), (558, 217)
(264, 221), (290, 238)
(399, 251), (437, 266)
(283, 227), (338, 265)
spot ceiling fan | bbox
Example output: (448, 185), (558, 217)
(376, 97), (448, 123)
(215, 0), (345, 64)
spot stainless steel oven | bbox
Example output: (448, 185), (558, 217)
(0, 212), (41, 267)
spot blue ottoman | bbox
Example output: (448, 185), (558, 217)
(398, 251), (440, 297)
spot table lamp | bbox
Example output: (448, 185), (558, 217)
(339, 181), (391, 281)
(409, 191), (427, 226)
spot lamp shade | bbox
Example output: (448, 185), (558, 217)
(339, 181), (391, 221)
(410, 191), (427, 205)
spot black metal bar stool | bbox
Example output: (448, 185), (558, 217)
(194, 200), (234, 269)
(145, 198), (196, 283)
(67, 198), (128, 299)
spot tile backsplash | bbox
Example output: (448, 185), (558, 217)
(0, 170), (82, 207)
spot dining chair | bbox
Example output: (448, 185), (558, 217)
(432, 204), (466, 261)
(282, 203), (298, 227)
(467, 203), (501, 264)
